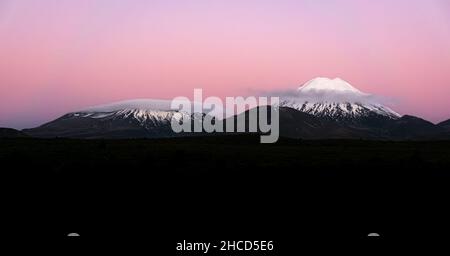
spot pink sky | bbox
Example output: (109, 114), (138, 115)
(1, 0), (450, 128)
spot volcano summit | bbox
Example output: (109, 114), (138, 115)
(279, 77), (400, 121)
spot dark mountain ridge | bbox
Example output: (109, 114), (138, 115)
(21, 106), (450, 140)
(0, 128), (28, 138)
(438, 119), (450, 130)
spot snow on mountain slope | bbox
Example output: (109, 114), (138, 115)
(24, 99), (214, 138)
(298, 77), (365, 94)
(80, 99), (192, 112)
(279, 77), (400, 119)
(67, 77), (399, 129)
(71, 109), (190, 126)
(67, 98), (222, 128)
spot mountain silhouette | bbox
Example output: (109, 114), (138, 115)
(0, 128), (28, 138)
(18, 78), (450, 140)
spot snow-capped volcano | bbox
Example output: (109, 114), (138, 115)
(24, 99), (213, 138)
(279, 77), (400, 120)
(73, 99), (204, 127)
(73, 98), (226, 127)
(298, 77), (365, 94)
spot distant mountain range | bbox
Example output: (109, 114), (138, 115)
(5, 77), (450, 140)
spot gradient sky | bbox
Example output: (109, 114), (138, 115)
(1, 0), (450, 128)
